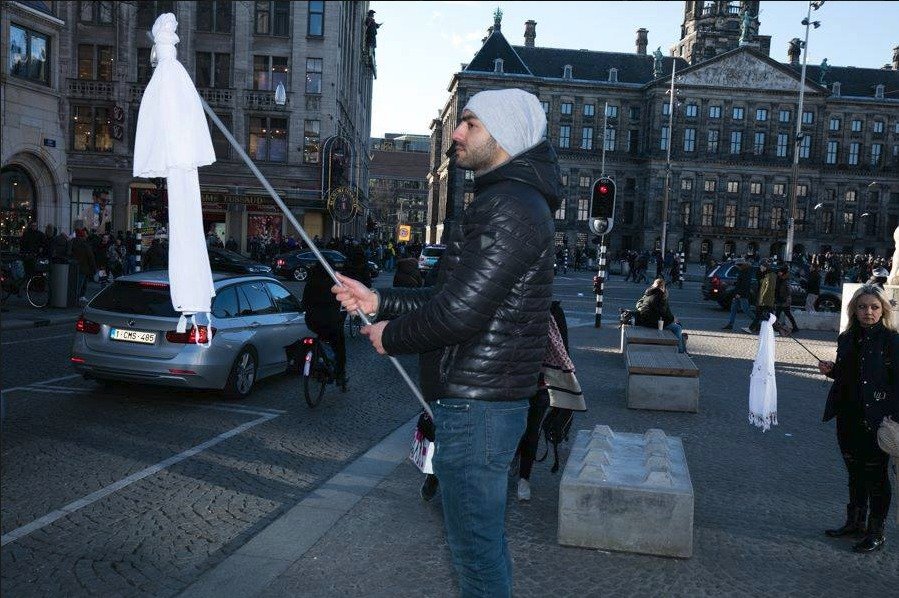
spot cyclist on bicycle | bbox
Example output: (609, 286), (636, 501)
(302, 262), (347, 387)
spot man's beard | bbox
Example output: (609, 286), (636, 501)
(456, 136), (499, 172)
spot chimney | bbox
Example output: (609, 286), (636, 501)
(788, 38), (801, 66)
(524, 20), (536, 48)
(636, 28), (648, 55)
(893, 46), (899, 70)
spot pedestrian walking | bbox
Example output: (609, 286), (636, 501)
(805, 261), (821, 312)
(332, 88), (558, 597)
(774, 265), (799, 334)
(723, 259), (752, 330)
(818, 285), (898, 553)
(743, 259), (776, 335)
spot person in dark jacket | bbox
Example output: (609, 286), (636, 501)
(805, 261), (821, 312)
(70, 229), (96, 299)
(774, 265), (799, 334)
(393, 257), (423, 288)
(744, 259), (777, 334)
(302, 263), (347, 388)
(723, 260), (752, 329)
(143, 238), (168, 270)
(819, 284), (899, 553)
(332, 88), (558, 596)
(635, 278), (687, 353)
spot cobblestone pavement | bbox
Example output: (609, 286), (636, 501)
(4, 271), (897, 596)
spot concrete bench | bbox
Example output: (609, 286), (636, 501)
(620, 325), (678, 354)
(626, 349), (700, 413)
(559, 426), (694, 558)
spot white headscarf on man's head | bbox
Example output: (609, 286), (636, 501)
(462, 88), (547, 159)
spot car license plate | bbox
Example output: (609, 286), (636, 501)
(110, 328), (157, 344)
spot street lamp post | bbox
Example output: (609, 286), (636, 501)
(784, 1), (823, 264)
(660, 61), (676, 255)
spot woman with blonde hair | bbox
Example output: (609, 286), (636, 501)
(819, 285), (898, 553)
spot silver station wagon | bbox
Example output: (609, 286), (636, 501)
(70, 271), (305, 398)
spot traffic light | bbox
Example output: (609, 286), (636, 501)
(588, 177), (616, 235)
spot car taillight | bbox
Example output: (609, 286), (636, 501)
(76, 317), (101, 334)
(166, 326), (216, 344)
(139, 281), (170, 289)
(711, 275), (720, 287)
(302, 337), (315, 346)
(276, 258), (285, 267)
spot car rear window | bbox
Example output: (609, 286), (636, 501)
(422, 247), (445, 257)
(89, 281), (178, 317)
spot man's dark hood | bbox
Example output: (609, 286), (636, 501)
(473, 141), (562, 212)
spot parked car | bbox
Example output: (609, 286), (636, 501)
(701, 260), (841, 312)
(208, 247), (273, 275)
(418, 244), (446, 272)
(70, 271), (305, 398)
(272, 249), (379, 282)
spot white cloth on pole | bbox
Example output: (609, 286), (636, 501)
(133, 14), (215, 331)
(749, 313), (778, 431)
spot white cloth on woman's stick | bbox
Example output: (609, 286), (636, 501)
(133, 14), (215, 328)
(749, 313), (778, 431)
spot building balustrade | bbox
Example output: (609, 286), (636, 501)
(243, 89), (290, 110)
(68, 78), (116, 100)
(198, 88), (235, 108)
(127, 83), (145, 103)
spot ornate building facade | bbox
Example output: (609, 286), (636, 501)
(368, 133), (429, 244)
(1, 0), (375, 252)
(426, 4), (899, 262)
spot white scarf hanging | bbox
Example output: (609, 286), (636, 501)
(749, 313), (778, 431)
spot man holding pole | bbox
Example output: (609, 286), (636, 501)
(333, 88), (560, 597)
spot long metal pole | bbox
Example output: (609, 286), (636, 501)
(785, 2), (814, 265)
(600, 101), (609, 175)
(594, 235), (606, 328)
(660, 61), (676, 255)
(200, 100), (432, 419)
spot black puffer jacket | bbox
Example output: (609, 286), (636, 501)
(379, 141), (561, 402)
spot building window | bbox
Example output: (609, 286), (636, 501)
(629, 106), (640, 120)
(136, 1), (174, 29)
(778, 109), (791, 123)
(770, 207), (783, 230)
(797, 184), (808, 197)
(249, 116), (288, 162)
(208, 113), (231, 159)
(580, 127), (593, 150)
(821, 210), (833, 234)
(605, 105), (619, 118)
(558, 125), (571, 148)
(709, 105), (721, 119)
(773, 183), (786, 196)
(72, 105), (113, 152)
(799, 134), (811, 159)
(704, 179), (716, 192)
(662, 102), (670, 116)
(796, 208), (806, 232)
(78, 44), (113, 80)
(303, 120), (320, 163)
(195, 52), (231, 88)
(726, 181), (739, 193)
(707, 129), (719, 153)
(8, 24), (50, 85)
(750, 182), (762, 195)
(753, 132), (765, 155)
(826, 140), (838, 164)
(554, 200), (566, 221)
(560, 102), (573, 116)
(724, 204), (736, 228)
(681, 178), (693, 191)
(255, 0), (290, 36)
(776, 133), (789, 157)
(848, 142), (860, 165)
(627, 129), (638, 153)
(681, 203), (691, 226)
(843, 212), (855, 233)
(578, 176), (591, 188)
(197, 0), (232, 33)
(583, 104), (595, 117)
(701, 203), (715, 226)
(748, 205), (760, 229)
(685, 104), (698, 117)
(660, 126), (669, 151)
(308, 0), (324, 36)
(845, 190), (857, 202)
(829, 117), (841, 131)
(79, 1), (114, 24)
(802, 110), (814, 125)
(850, 119), (863, 132)
(253, 55), (289, 90)
(578, 198), (589, 220)
(683, 128), (696, 152)
(560, 172), (569, 186)
(604, 128), (616, 151)
(755, 108), (768, 121)
(871, 143), (882, 166)
(873, 121), (884, 134)
(540, 101), (549, 113)
(305, 58), (323, 94)
(136, 48), (152, 84)
(730, 131), (742, 154)
(732, 107), (744, 120)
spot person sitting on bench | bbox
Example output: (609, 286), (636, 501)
(634, 277), (687, 353)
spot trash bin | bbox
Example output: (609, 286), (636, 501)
(49, 259), (79, 308)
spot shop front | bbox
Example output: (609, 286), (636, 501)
(70, 183), (114, 234)
(1, 165), (36, 252)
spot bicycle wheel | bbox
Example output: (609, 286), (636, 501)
(26, 274), (49, 308)
(304, 346), (327, 408)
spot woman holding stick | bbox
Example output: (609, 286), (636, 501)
(818, 285), (899, 553)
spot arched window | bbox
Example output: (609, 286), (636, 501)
(1, 166), (37, 251)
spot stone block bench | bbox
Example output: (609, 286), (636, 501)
(619, 325), (679, 354)
(626, 349), (700, 413)
(559, 426), (694, 558)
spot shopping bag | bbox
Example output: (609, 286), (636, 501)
(409, 425), (435, 474)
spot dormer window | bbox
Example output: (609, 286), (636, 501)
(563, 64), (572, 79)
(608, 68), (618, 83)
(494, 58), (504, 74)
(832, 81), (841, 97)
(875, 84), (884, 99)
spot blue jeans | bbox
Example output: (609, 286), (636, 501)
(665, 322), (687, 353)
(432, 398), (528, 598)
(727, 296), (750, 327)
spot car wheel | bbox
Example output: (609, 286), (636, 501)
(293, 267), (308, 282)
(224, 347), (257, 400)
(815, 296), (840, 313)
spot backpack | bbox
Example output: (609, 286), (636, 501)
(537, 407), (574, 473)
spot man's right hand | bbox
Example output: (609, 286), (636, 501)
(332, 273), (378, 315)
(818, 360), (834, 376)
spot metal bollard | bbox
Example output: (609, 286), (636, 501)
(594, 237), (607, 328)
(135, 222), (142, 273)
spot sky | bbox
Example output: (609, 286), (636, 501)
(368, 1), (899, 137)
